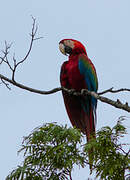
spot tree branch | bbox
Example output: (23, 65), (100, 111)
(0, 73), (130, 112)
(0, 41), (13, 71)
(0, 78), (11, 90)
(80, 89), (130, 113)
(0, 16), (43, 82)
(98, 87), (130, 95)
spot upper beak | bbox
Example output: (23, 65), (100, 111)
(59, 43), (67, 55)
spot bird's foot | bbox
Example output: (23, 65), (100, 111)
(81, 89), (87, 95)
(68, 89), (76, 95)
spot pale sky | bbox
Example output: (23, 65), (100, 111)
(0, 0), (130, 179)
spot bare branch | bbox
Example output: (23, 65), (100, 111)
(0, 73), (130, 112)
(99, 87), (130, 95)
(0, 17), (43, 82)
(0, 73), (62, 94)
(0, 78), (11, 90)
(0, 41), (13, 71)
(13, 53), (16, 67)
(80, 89), (130, 113)
(16, 17), (36, 67)
(11, 16), (40, 81)
(33, 37), (43, 41)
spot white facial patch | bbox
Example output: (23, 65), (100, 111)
(59, 43), (66, 55)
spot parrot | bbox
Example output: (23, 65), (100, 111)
(59, 39), (98, 143)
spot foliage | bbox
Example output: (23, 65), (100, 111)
(84, 117), (130, 180)
(6, 123), (85, 180)
(6, 118), (130, 180)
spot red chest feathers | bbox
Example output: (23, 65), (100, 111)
(64, 59), (86, 90)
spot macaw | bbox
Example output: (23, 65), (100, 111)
(59, 39), (98, 142)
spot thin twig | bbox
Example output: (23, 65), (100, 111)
(0, 41), (13, 71)
(0, 17), (42, 82)
(1, 78), (11, 90)
(98, 87), (130, 95)
(11, 17), (39, 81)
(15, 17), (36, 67)
(81, 89), (130, 113)
(117, 147), (128, 155)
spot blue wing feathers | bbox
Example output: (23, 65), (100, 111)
(78, 59), (97, 92)
(78, 55), (98, 111)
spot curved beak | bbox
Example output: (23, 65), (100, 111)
(59, 43), (67, 55)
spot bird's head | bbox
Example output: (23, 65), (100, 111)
(59, 39), (87, 56)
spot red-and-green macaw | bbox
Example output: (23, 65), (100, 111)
(59, 39), (98, 142)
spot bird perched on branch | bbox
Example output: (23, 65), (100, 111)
(59, 39), (98, 169)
